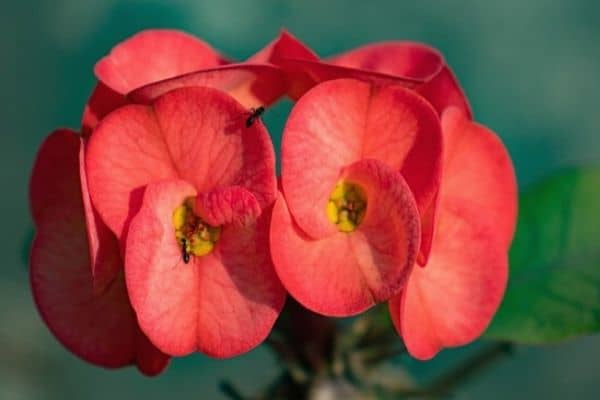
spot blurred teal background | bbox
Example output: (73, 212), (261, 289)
(2, 0), (599, 398)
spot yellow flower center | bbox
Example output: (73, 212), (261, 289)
(172, 198), (221, 259)
(325, 181), (367, 233)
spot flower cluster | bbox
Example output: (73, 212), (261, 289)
(30, 30), (517, 375)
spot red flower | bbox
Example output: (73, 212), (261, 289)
(270, 78), (443, 316)
(30, 30), (287, 372)
(268, 33), (517, 357)
(86, 86), (285, 357)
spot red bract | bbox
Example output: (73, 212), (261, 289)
(388, 107), (517, 359)
(327, 43), (472, 118)
(86, 86), (285, 357)
(30, 130), (169, 375)
(82, 29), (287, 135)
(271, 78), (443, 316)
(264, 31), (470, 119)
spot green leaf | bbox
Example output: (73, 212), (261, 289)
(485, 168), (600, 343)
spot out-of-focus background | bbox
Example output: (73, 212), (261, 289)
(2, 0), (599, 398)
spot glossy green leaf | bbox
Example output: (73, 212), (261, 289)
(485, 168), (600, 343)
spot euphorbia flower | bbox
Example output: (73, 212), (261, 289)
(270, 78), (443, 316)
(388, 107), (517, 359)
(30, 29), (288, 373)
(264, 31), (471, 263)
(86, 86), (285, 357)
(83, 29), (287, 135)
(30, 130), (169, 375)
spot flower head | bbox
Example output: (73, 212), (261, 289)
(86, 86), (285, 357)
(268, 34), (517, 358)
(270, 78), (443, 316)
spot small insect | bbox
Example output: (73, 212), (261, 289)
(181, 238), (190, 264)
(245, 106), (265, 127)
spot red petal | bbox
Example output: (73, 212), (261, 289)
(195, 185), (262, 227)
(276, 59), (422, 100)
(32, 130), (121, 292)
(151, 87), (276, 208)
(417, 66), (472, 118)
(271, 159), (421, 316)
(278, 42), (444, 96)
(86, 103), (178, 237)
(441, 107), (517, 247)
(249, 30), (320, 99)
(125, 180), (285, 357)
(276, 41), (442, 101)
(328, 41), (443, 81)
(79, 140), (120, 290)
(86, 86), (276, 239)
(95, 29), (227, 95)
(389, 199), (508, 359)
(281, 79), (442, 265)
(29, 130), (169, 373)
(30, 129), (82, 224)
(248, 30), (319, 64)
(128, 63), (286, 108)
(328, 41), (471, 117)
(81, 82), (127, 137)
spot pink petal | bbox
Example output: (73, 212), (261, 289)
(274, 42), (438, 100)
(328, 41), (444, 81)
(276, 58), (421, 99)
(271, 159), (421, 316)
(195, 185), (262, 227)
(86, 103), (178, 238)
(86, 86), (276, 239)
(128, 63), (287, 109)
(151, 87), (277, 207)
(441, 107), (517, 247)
(95, 29), (227, 95)
(125, 180), (285, 357)
(281, 79), (441, 266)
(328, 41), (471, 118)
(389, 198), (508, 360)
(81, 82), (127, 137)
(29, 130), (169, 374)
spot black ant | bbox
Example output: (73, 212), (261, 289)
(245, 106), (265, 127)
(181, 238), (190, 264)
